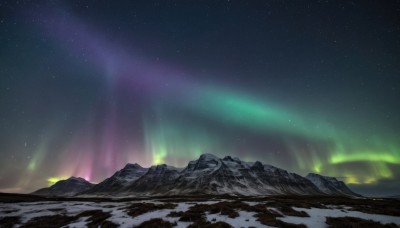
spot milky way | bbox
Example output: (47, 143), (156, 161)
(0, 1), (399, 196)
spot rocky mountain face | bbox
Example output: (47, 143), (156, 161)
(306, 173), (361, 196)
(121, 164), (181, 194)
(31, 177), (94, 197)
(141, 154), (323, 196)
(32, 154), (360, 197)
(82, 163), (148, 195)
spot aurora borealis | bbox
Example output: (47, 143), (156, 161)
(0, 1), (399, 196)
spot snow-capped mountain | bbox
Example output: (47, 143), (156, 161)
(306, 173), (361, 196)
(32, 177), (94, 197)
(32, 154), (360, 197)
(157, 154), (323, 196)
(82, 163), (148, 195)
(121, 164), (182, 194)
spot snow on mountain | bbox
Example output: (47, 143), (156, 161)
(121, 164), (181, 195)
(31, 176), (94, 197)
(82, 163), (148, 195)
(253, 163), (323, 195)
(306, 173), (361, 196)
(33, 154), (360, 197)
(117, 154), (324, 196)
(170, 154), (322, 196)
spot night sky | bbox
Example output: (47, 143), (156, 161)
(0, 1), (399, 197)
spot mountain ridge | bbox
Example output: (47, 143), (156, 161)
(33, 154), (361, 197)
(32, 176), (94, 197)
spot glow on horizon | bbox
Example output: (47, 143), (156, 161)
(47, 177), (68, 186)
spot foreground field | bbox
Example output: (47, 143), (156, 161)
(0, 194), (399, 227)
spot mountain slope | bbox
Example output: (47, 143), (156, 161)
(117, 154), (323, 196)
(306, 173), (361, 196)
(169, 154), (322, 195)
(82, 163), (147, 195)
(121, 164), (181, 195)
(34, 154), (360, 197)
(32, 177), (94, 197)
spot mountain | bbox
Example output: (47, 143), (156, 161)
(116, 154), (323, 196)
(31, 177), (94, 197)
(121, 164), (182, 195)
(160, 154), (322, 196)
(81, 163), (148, 195)
(32, 154), (360, 197)
(306, 173), (361, 196)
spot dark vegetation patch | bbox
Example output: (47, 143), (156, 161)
(0, 193), (47, 203)
(136, 218), (177, 228)
(167, 211), (185, 217)
(262, 197), (327, 209)
(0, 216), (20, 228)
(47, 208), (65, 212)
(276, 220), (307, 228)
(2, 194), (400, 227)
(244, 196), (400, 217)
(176, 201), (287, 227)
(181, 200), (308, 227)
(178, 209), (205, 222)
(185, 201), (250, 219)
(125, 203), (177, 218)
(244, 203), (284, 227)
(326, 216), (398, 228)
(1, 209), (19, 214)
(270, 204), (309, 217)
(21, 210), (117, 228)
(188, 220), (232, 228)
(1, 192), (399, 217)
(100, 220), (119, 228)
(256, 212), (281, 227)
(77, 210), (117, 228)
(21, 214), (77, 228)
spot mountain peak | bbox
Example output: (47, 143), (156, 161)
(149, 164), (180, 171)
(32, 176), (94, 197)
(251, 161), (264, 170)
(123, 163), (143, 169)
(223, 155), (239, 161)
(67, 176), (87, 182)
(198, 153), (220, 160)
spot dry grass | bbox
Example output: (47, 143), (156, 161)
(167, 211), (185, 217)
(178, 210), (205, 222)
(136, 218), (177, 228)
(100, 220), (120, 228)
(21, 210), (117, 228)
(255, 212), (279, 227)
(77, 210), (117, 228)
(2, 194), (400, 227)
(46, 208), (65, 212)
(174, 200), (307, 227)
(0, 216), (20, 228)
(278, 206), (309, 217)
(276, 220), (307, 228)
(2, 209), (19, 214)
(188, 219), (233, 228)
(21, 214), (77, 228)
(325, 216), (398, 228)
(125, 202), (177, 218)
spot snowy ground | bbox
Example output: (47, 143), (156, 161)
(0, 199), (399, 227)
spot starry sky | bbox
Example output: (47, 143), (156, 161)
(0, 1), (399, 197)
